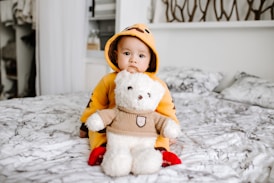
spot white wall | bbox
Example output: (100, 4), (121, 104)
(150, 21), (274, 90)
(115, 0), (151, 32)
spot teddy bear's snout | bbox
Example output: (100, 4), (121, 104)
(138, 95), (143, 100)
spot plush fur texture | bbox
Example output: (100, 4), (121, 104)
(86, 70), (181, 176)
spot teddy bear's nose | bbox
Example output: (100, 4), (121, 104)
(138, 95), (143, 100)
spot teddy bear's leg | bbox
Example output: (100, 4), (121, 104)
(101, 133), (132, 177)
(131, 137), (162, 175)
(101, 149), (132, 177)
(131, 147), (162, 175)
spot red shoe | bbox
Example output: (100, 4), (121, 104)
(162, 151), (182, 167)
(88, 146), (106, 166)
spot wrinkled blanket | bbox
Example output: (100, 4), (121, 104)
(0, 92), (273, 183)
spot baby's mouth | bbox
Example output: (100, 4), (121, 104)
(127, 66), (138, 73)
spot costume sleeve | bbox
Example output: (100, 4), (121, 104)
(80, 75), (112, 123)
(155, 79), (179, 124)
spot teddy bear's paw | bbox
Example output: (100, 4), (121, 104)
(131, 148), (162, 175)
(163, 120), (181, 139)
(85, 113), (105, 131)
(101, 151), (132, 177)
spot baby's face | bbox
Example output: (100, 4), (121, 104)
(115, 36), (151, 73)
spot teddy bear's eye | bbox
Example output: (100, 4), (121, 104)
(147, 93), (151, 98)
(128, 86), (133, 90)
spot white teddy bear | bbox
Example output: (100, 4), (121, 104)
(86, 70), (181, 177)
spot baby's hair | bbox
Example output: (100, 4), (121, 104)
(108, 36), (121, 69)
(108, 36), (157, 73)
(146, 49), (156, 72)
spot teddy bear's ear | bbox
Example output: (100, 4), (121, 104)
(115, 70), (130, 84)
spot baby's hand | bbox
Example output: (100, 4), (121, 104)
(79, 129), (88, 138)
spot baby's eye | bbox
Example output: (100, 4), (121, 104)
(128, 86), (133, 90)
(123, 52), (130, 56)
(139, 54), (145, 58)
(147, 93), (151, 98)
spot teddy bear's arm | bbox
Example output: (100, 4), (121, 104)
(86, 112), (105, 131)
(86, 108), (118, 132)
(154, 113), (181, 139)
(162, 119), (181, 139)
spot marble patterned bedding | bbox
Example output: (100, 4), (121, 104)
(0, 91), (274, 183)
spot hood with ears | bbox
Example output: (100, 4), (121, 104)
(104, 23), (159, 74)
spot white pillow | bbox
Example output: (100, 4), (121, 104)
(221, 72), (274, 109)
(158, 67), (223, 94)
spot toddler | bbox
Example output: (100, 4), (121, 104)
(80, 23), (181, 167)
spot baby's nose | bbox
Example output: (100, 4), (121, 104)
(129, 59), (137, 63)
(129, 54), (138, 63)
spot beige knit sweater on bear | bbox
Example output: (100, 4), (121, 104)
(97, 106), (170, 137)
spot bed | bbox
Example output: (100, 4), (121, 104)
(0, 65), (274, 183)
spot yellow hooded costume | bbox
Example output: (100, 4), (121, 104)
(80, 23), (178, 151)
